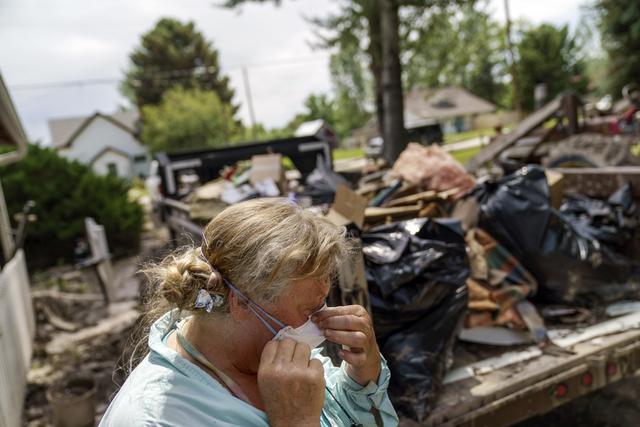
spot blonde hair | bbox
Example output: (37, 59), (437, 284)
(126, 198), (349, 371)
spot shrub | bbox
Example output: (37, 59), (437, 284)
(0, 144), (144, 269)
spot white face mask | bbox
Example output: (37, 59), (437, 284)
(225, 279), (326, 350)
(273, 305), (327, 349)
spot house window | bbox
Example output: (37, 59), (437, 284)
(107, 163), (118, 176)
(133, 154), (147, 163)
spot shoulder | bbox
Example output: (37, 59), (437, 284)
(100, 354), (212, 426)
(100, 353), (268, 427)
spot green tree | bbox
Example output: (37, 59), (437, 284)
(0, 145), (144, 268)
(225, 0), (471, 162)
(594, 1), (640, 96)
(516, 23), (588, 111)
(141, 87), (239, 153)
(328, 42), (372, 137)
(404, 2), (507, 105)
(122, 18), (237, 115)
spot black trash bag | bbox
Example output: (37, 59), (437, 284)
(474, 165), (640, 304)
(363, 218), (469, 422)
(298, 155), (351, 204)
(384, 287), (467, 422)
(559, 183), (638, 252)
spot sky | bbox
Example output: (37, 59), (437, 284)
(0, 0), (587, 144)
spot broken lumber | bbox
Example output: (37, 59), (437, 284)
(46, 308), (138, 355)
(364, 204), (422, 223)
(466, 96), (562, 172)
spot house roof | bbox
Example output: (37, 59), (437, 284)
(405, 86), (496, 125)
(89, 146), (131, 165)
(0, 71), (28, 166)
(48, 110), (140, 149)
(353, 86), (496, 140)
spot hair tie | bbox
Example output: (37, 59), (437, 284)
(194, 288), (225, 313)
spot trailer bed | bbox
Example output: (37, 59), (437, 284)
(413, 311), (640, 427)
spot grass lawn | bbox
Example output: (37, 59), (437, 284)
(334, 147), (365, 160)
(450, 146), (481, 164)
(334, 145), (480, 164)
(444, 128), (496, 144)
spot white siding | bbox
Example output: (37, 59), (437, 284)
(58, 116), (150, 179)
(0, 250), (34, 427)
(92, 149), (132, 178)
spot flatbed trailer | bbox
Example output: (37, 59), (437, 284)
(417, 312), (640, 426)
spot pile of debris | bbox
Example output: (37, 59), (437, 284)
(170, 135), (640, 422)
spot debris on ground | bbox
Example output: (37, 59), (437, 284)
(22, 228), (169, 426)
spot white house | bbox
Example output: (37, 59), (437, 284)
(48, 111), (150, 179)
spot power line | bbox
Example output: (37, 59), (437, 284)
(9, 54), (331, 92)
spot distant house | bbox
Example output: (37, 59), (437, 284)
(405, 86), (496, 134)
(352, 86), (497, 146)
(48, 111), (150, 179)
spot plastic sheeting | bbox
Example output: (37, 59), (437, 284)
(474, 165), (640, 305)
(297, 156), (351, 205)
(362, 218), (469, 422)
(559, 183), (637, 252)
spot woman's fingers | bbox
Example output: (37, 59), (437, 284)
(339, 349), (368, 367)
(274, 338), (297, 363)
(260, 340), (278, 365)
(292, 341), (312, 366)
(323, 329), (369, 348)
(312, 305), (367, 323)
(318, 314), (369, 332)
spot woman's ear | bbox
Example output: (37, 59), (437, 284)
(228, 291), (250, 322)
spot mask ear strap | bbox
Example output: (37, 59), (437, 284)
(202, 233), (287, 333)
(223, 278), (286, 331)
(246, 304), (279, 335)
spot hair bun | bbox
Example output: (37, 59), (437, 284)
(206, 269), (223, 291)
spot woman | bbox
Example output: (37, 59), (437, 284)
(100, 198), (398, 426)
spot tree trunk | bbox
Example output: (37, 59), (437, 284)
(366, 4), (385, 140)
(379, 0), (406, 163)
(504, 0), (522, 112)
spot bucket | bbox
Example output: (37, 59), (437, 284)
(46, 376), (97, 427)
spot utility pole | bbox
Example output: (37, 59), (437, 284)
(504, 0), (522, 113)
(242, 66), (258, 138)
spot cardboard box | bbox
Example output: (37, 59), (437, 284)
(545, 169), (565, 209)
(250, 154), (286, 193)
(325, 184), (368, 229)
(325, 185), (371, 313)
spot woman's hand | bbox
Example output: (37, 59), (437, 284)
(312, 305), (381, 386)
(258, 338), (325, 427)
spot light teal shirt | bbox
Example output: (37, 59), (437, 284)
(99, 311), (398, 426)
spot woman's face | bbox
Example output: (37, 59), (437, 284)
(264, 277), (330, 329)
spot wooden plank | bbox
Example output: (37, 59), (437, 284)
(46, 308), (138, 355)
(387, 190), (437, 207)
(466, 96), (562, 172)
(364, 204), (422, 222)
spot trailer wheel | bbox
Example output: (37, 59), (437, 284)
(544, 133), (640, 168)
(546, 153), (600, 168)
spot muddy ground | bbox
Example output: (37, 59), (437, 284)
(22, 227), (170, 426)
